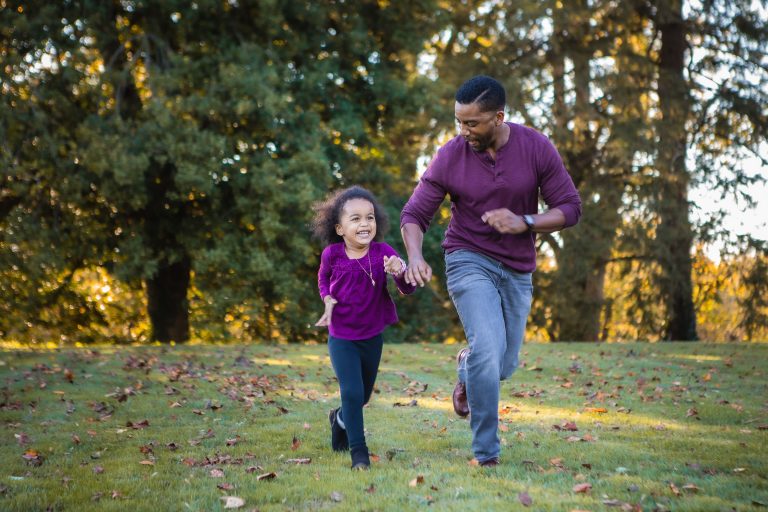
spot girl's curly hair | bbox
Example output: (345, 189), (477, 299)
(311, 186), (389, 247)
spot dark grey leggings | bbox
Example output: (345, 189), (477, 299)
(328, 334), (383, 451)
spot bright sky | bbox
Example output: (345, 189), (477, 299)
(689, 152), (768, 259)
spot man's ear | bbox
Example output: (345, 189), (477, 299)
(495, 110), (505, 126)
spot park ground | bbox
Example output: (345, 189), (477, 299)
(1, 341), (767, 511)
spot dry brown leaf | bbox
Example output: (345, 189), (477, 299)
(573, 483), (592, 493)
(210, 468), (225, 478)
(256, 472), (277, 481)
(291, 435), (301, 451)
(409, 475), (425, 487)
(518, 491), (533, 506)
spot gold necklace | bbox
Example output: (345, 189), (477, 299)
(352, 250), (375, 286)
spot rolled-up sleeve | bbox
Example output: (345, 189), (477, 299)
(538, 137), (582, 228)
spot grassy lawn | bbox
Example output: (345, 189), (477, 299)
(1, 341), (767, 511)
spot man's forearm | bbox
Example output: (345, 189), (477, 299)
(530, 208), (567, 233)
(401, 223), (425, 259)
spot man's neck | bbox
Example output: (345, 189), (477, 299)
(487, 122), (510, 161)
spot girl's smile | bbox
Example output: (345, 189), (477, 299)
(335, 198), (377, 251)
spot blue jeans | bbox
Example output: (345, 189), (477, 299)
(445, 249), (533, 462)
(328, 334), (383, 452)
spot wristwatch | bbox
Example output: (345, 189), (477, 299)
(523, 214), (535, 231)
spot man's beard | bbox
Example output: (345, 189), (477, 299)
(466, 134), (492, 152)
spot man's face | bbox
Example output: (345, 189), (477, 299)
(455, 102), (502, 153)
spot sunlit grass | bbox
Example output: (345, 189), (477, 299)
(0, 342), (766, 511)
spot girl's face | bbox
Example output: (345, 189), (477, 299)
(335, 198), (376, 248)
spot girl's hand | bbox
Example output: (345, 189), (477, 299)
(383, 255), (406, 276)
(315, 296), (337, 327)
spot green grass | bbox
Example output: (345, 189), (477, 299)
(1, 342), (767, 511)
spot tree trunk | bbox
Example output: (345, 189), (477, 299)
(656, 0), (698, 341)
(548, 0), (611, 341)
(147, 256), (191, 343)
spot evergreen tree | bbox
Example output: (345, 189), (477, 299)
(1, 0), (450, 343)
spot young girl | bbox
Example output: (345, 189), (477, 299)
(312, 186), (415, 470)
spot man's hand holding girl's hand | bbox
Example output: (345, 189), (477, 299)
(315, 296), (337, 327)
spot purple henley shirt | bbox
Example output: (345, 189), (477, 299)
(318, 241), (416, 340)
(401, 122), (582, 273)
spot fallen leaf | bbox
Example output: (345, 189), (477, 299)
(139, 460), (155, 466)
(15, 433), (30, 445)
(210, 469), (225, 477)
(221, 496), (244, 508)
(217, 483), (235, 491)
(256, 472), (277, 481)
(291, 436), (301, 451)
(366, 483), (376, 494)
(682, 483), (700, 493)
(370, 453), (381, 463)
(285, 458), (311, 464)
(554, 421), (579, 431)
(669, 482), (681, 496)
(92, 465), (104, 474)
(573, 483), (592, 493)
(409, 475), (425, 487)
(126, 420), (150, 429)
(518, 491), (533, 506)
(22, 449), (43, 466)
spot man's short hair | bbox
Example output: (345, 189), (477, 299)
(455, 75), (506, 113)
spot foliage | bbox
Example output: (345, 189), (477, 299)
(0, 0), (456, 343)
(1, 1), (766, 344)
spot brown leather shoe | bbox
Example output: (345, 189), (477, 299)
(452, 347), (470, 417)
(479, 457), (500, 467)
(452, 381), (469, 417)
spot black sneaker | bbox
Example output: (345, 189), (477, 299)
(350, 447), (370, 470)
(329, 407), (349, 452)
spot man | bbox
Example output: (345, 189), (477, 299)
(400, 75), (581, 466)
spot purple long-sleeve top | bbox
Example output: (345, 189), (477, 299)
(401, 122), (582, 273)
(318, 241), (416, 340)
